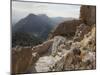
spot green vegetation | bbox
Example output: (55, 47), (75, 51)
(12, 32), (43, 47)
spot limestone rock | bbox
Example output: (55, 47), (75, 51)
(79, 51), (96, 69)
(51, 36), (66, 56)
(64, 25), (96, 70)
(64, 47), (82, 70)
(34, 56), (55, 72)
(65, 40), (73, 50)
(73, 23), (91, 42)
(80, 25), (96, 52)
(33, 36), (67, 72)
(34, 51), (67, 72)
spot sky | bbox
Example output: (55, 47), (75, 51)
(12, 1), (81, 24)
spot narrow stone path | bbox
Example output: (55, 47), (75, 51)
(31, 36), (68, 72)
(32, 49), (67, 73)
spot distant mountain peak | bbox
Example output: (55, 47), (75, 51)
(26, 13), (37, 19)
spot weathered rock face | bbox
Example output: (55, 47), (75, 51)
(80, 5), (96, 25)
(64, 25), (96, 70)
(33, 36), (68, 72)
(73, 23), (91, 41)
(32, 32), (96, 72)
(51, 36), (66, 56)
(12, 47), (39, 74)
(42, 5), (96, 72)
(49, 20), (82, 39)
(12, 39), (53, 74)
(32, 39), (53, 55)
(34, 54), (67, 72)
(49, 5), (96, 40)
(33, 27), (96, 72)
(73, 5), (96, 42)
(80, 25), (96, 52)
(64, 50), (96, 70)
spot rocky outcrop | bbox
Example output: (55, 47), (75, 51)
(73, 23), (91, 41)
(34, 5), (96, 72)
(51, 36), (66, 56)
(49, 20), (82, 39)
(80, 25), (96, 52)
(49, 5), (96, 40)
(64, 25), (96, 70)
(64, 49), (95, 70)
(33, 28), (96, 72)
(73, 5), (96, 42)
(12, 39), (53, 74)
(62, 6), (96, 70)
(33, 36), (68, 72)
(34, 54), (67, 72)
(80, 5), (96, 25)
(32, 39), (53, 55)
(12, 47), (39, 74)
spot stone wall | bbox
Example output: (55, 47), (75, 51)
(32, 39), (53, 55)
(12, 47), (38, 74)
(12, 39), (53, 74)
(80, 5), (96, 25)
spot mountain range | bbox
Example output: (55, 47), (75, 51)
(12, 13), (75, 47)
